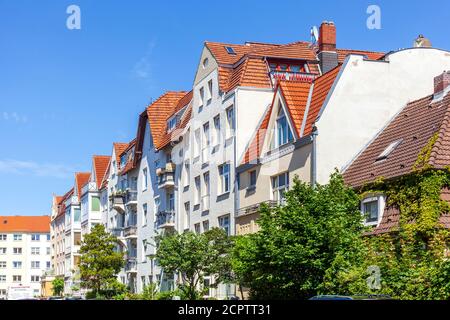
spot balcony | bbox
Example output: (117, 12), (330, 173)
(269, 71), (317, 86)
(109, 192), (125, 213)
(111, 227), (124, 238)
(157, 162), (176, 189)
(235, 200), (278, 218)
(201, 195), (210, 212)
(124, 225), (137, 238)
(125, 189), (137, 207)
(125, 257), (137, 273)
(156, 211), (175, 229)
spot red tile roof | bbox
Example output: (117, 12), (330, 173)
(303, 65), (341, 136)
(336, 49), (385, 63)
(119, 139), (137, 175)
(343, 93), (450, 187)
(146, 91), (188, 150)
(75, 172), (90, 201)
(113, 142), (128, 166)
(93, 155), (111, 189)
(0, 216), (50, 233)
(254, 41), (317, 61)
(55, 188), (73, 220)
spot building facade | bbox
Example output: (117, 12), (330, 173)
(0, 216), (51, 299)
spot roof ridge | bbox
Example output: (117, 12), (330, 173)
(428, 94), (450, 167)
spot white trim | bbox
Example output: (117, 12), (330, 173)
(361, 194), (385, 227)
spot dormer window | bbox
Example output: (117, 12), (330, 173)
(225, 46), (236, 55)
(167, 116), (177, 132)
(274, 107), (294, 148)
(361, 195), (385, 227)
(120, 154), (127, 169)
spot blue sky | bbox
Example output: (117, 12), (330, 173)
(1, 0), (449, 216)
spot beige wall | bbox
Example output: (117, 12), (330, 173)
(194, 47), (218, 85)
(236, 143), (312, 234)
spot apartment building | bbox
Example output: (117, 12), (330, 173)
(0, 216), (51, 299)
(236, 28), (450, 237)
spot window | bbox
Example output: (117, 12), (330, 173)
(31, 247), (40, 255)
(143, 204), (148, 226)
(194, 129), (201, 159)
(225, 106), (235, 139)
(207, 79), (213, 104)
(0, 275), (6, 283)
(13, 234), (22, 241)
(31, 275), (40, 282)
(168, 192), (175, 212)
(46, 261), (51, 269)
(202, 122), (210, 163)
(0, 261), (6, 268)
(167, 116), (177, 132)
(199, 87), (205, 109)
(46, 234), (50, 241)
(74, 232), (81, 246)
(361, 196), (385, 226)
(272, 172), (289, 205)
(0, 234), (6, 241)
(202, 172), (210, 211)
(142, 241), (147, 263)
(184, 202), (190, 230)
(275, 107), (294, 147)
(194, 176), (201, 205)
(194, 223), (201, 234)
(154, 197), (161, 215)
(46, 247), (50, 255)
(218, 163), (231, 194)
(120, 154), (127, 169)
(13, 275), (21, 283)
(91, 196), (100, 211)
(0, 289), (6, 296)
(376, 139), (403, 161)
(183, 162), (190, 187)
(202, 220), (209, 232)
(142, 168), (148, 190)
(225, 46), (236, 55)
(13, 261), (22, 269)
(0, 248), (5, 255)
(202, 57), (209, 69)
(31, 234), (40, 241)
(213, 115), (221, 146)
(74, 208), (81, 222)
(249, 170), (257, 188)
(31, 261), (40, 269)
(218, 215), (230, 236)
(13, 248), (22, 255)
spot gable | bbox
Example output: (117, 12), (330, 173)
(194, 46), (219, 86)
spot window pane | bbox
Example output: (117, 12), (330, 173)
(364, 201), (378, 222)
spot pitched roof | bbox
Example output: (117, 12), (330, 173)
(240, 66), (341, 166)
(303, 65), (341, 136)
(254, 41), (317, 61)
(93, 155), (111, 189)
(146, 91), (188, 150)
(55, 188), (73, 220)
(343, 93), (450, 187)
(113, 142), (128, 165)
(0, 216), (50, 233)
(336, 49), (385, 63)
(119, 138), (137, 175)
(75, 172), (90, 200)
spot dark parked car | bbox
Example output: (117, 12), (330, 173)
(309, 295), (393, 300)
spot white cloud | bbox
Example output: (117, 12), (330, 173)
(132, 40), (157, 79)
(1, 111), (28, 123)
(0, 159), (77, 179)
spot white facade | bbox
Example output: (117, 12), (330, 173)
(0, 229), (51, 298)
(315, 48), (450, 184)
(63, 194), (81, 294)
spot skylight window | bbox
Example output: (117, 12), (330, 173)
(376, 139), (403, 161)
(225, 46), (236, 55)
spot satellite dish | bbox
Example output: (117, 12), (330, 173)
(311, 26), (319, 44)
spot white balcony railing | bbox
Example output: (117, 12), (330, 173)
(156, 211), (175, 229)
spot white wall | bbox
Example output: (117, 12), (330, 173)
(316, 48), (450, 184)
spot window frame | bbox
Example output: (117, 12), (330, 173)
(361, 195), (386, 227)
(218, 163), (231, 195)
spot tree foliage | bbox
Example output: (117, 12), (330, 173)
(155, 228), (233, 300)
(233, 172), (366, 299)
(79, 224), (125, 295)
(52, 277), (64, 296)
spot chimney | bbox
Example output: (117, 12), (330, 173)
(318, 21), (338, 74)
(434, 71), (450, 95)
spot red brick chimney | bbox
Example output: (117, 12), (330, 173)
(434, 71), (450, 94)
(318, 21), (338, 74)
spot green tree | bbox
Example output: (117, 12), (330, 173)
(79, 224), (125, 297)
(233, 172), (366, 299)
(156, 228), (233, 300)
(52, 277), (64, 296)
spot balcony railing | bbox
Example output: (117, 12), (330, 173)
(201, 194), (210, 212)
(124, 225), (137, 238)
(235, 200), (278, 218)
(269, 71), (317, 86)
(125, 190), (137, 205)
(157, 163), (176, 189)
(125, 257), (137, 273)
(109, 193), (125, 213)
(111, 227), (124, 238)
(156, 211), (175, 229)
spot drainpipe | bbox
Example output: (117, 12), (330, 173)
(311, 125), (318, 188)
